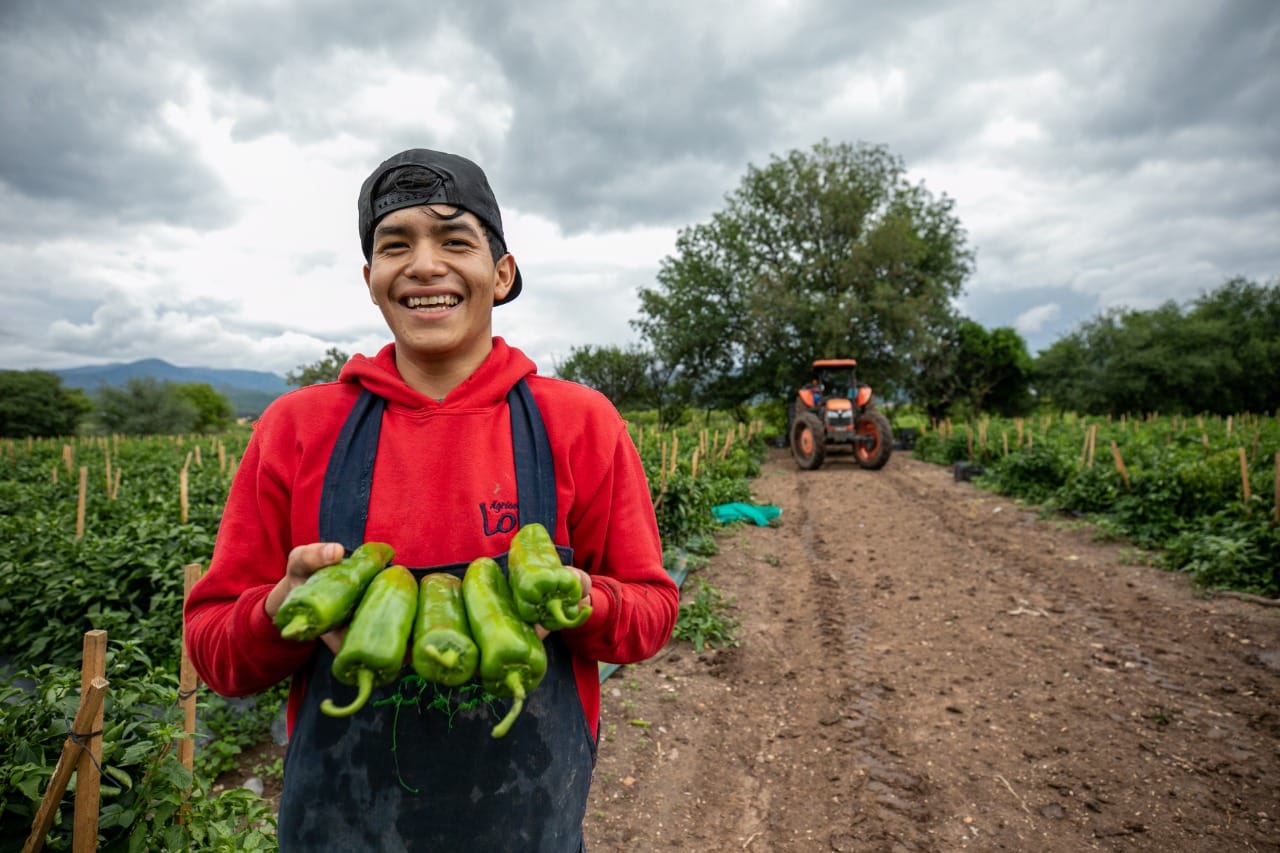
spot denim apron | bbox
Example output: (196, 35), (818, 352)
(276, 382), (596, 852)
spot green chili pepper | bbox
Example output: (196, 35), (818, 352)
(274, 542), (396, 641)
(320, 564), (417, 718)
(411, 572), (480, 687)
(508, 523), (592, 630)
(461, 557), (547, 738)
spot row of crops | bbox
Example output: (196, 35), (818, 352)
(6, 407), (1273, 849)
(0, 417), (765, 851)
(911, 411), (1280, 598)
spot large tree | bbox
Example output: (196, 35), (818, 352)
(554, 344), (655, 412)
(95, 378), (199, 435)
(634, 139), (973, 410)
(174, 382), (236, 432)
(286, 347), (349, 387)
(1033, 276), (1280, 415)
(917, 320), (1034, 419)
(0, 370), (92, 438)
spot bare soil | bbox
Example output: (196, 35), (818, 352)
(583, 449), (1280, 852)
(219, 448), (1280, 851)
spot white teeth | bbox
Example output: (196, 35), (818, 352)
(405, 294), (460, 309)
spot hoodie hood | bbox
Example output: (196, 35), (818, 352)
(337, 337), (536, 410)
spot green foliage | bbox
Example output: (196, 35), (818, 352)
(671, 580), (740, 653)
(0, 431), (283, 848)
(285, 346), (348, 388)
(912, 411), (1280, 596)
(173, 384), (235, 433)
(1161, 512), (1280, 596)
(926, 320), (1035, 420)
(554, 344), (656, 411)
(634, 138), (972, 413)
(1034, 276), (1280, 416)
(192, 685), (290, 781)
(94, 379), (200, 436)
(0, 371), (92, 438)
(635, 421), (761, 545)
(0, 644), (276, 852)
(0, 413), (775, 846)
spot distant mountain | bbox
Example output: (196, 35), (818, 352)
(54, 358), (290, 417)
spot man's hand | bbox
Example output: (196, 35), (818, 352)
(265, 542), (347, 653)
(535, 566), (593, 640)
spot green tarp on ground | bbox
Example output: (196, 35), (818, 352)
(711, 502), (782, 526)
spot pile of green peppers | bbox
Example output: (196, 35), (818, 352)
(275, 525), (591, 737)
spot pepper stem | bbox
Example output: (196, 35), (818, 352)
(424, 646), (459, 670)
(279, 613), (314, 641)
(490, 671), (528, 738)
(320, 668), (375, 717)
(545, 598), (591, 630)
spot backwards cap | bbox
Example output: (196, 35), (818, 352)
(358, 149), (521, 304)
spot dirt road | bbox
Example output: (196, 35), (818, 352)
(584, 448), (1280, 852)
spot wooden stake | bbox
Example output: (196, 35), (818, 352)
(1110, 441), (1131, 491)
(1239, 447), (1251, 506)
(103, 455), (112, 499)
(75, 467), (87, 539)
(179, 468), (189, 524)
(22, 677), (109, 853)
(72, 630), (107, 853)
(179, 564), (204, 772)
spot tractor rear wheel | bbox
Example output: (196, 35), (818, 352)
(854, 410), (893, 470)
(790, 412), (826, 470)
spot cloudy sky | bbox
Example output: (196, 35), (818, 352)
(2, 0), (1276, 378)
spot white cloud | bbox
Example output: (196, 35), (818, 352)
(1015, 303), (1061, 336)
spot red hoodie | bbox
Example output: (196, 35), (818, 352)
(184, 338), (678, 738)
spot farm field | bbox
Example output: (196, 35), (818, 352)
(580, 448), (1280, 851)
(4, 423), (1278, 849)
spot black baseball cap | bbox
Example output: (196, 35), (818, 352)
(358, 149), (522, 305)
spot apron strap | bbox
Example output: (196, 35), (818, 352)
(510, 378), (558, 531)
(318, 388), (385, 552)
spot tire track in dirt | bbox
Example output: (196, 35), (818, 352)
(745, 466), (935, 851)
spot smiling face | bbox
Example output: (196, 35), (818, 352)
(363, 204), (516, 398)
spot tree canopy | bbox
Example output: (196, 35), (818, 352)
(1034, 276), (1280, 415)
(0, 370), (92, 438)
(554, 344), (656, 412)
(93, 378), (233, 435)
(174, 382), (236, 432)
(916, 319), (1034, 420)
(634, 139), (973, 411)
(286, 347), (349, 387)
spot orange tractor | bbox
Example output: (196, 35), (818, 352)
(788, 358), (893, 470)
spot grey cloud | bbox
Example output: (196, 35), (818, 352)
(0, 0), (235, 231)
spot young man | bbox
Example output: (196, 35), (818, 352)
(184, 149), (679, 851)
